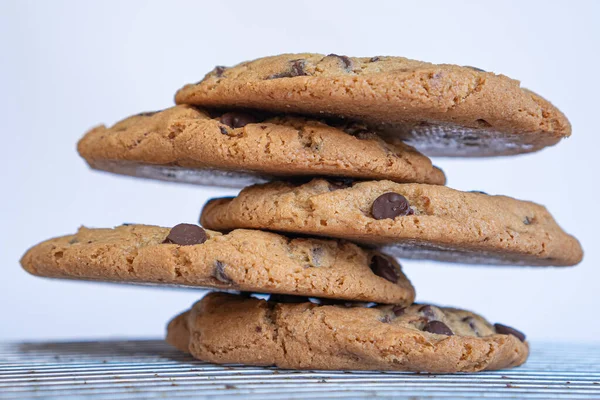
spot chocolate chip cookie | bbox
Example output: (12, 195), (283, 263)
(77, 105), (445, 188)
(20, 224), (415, 304)
(200, 179), (583, 266)
(175, 53), (571, 157)
(167, 292), (529, 372)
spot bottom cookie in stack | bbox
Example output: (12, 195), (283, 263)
(167, 292), (528, 372)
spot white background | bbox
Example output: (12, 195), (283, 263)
(1, 0), (598, 342)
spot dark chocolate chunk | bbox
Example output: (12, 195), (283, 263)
(214, 260), (232, 284)
(392, 306), (406, 317)
(219, 126), (229, 135)
(523, 216), (533, 225)
(214, 66), (226, 77)
(494, 323), (526, 342)
(371, 192), (413, 220)
(469, 190), (488, 195)
(327, 53), (353, 70)
(327, 177), (354, 191)
(369, 56), (380, 62)
(290, 59), (306, 76)
(163, 223), (207, 245)
(219, 112), (258, 128)
(423, 321), (454, 336)
(269, 294), (309, 303)
(419, 305), (436, 319)
(267, 59), (307, 79)
(369, 254), (399, 283)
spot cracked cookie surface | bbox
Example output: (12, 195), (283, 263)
(20, 224), (415, 304)
(175, 53), (571, 157)
(200, 179), (583, 266)
(77, 105), (445, 188)
(167, 292), (529, 372)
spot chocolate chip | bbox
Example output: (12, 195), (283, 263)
(494, 323), (526, 342)
(214, 260), (232, 284)
(423, 321), (454, 336)
(290, 59), (306, 75)
(219, 126), (229, 135)
(392, 306), (406, 317)
(369, 56), (380, 62)
(267, 59), (307, 79)
(371, 193), (413, 220)
(465, 65), (486, 72)
(136, 111), (158, 117)
(523, 216), (533, 225)
(255, 326), (262, 332)
(327, 177), (354, 191)
(470, 190), (488, 195)
(327, 54), (353, 70)
(163, 224), (207, 245)
(214, 66), (226, 77)
(369, 254), (399, 283)
(219, 112), (258, 128)
(121, 223), (135, 226)
(419, 305), (436, 319)
(269, 294), (309, 303)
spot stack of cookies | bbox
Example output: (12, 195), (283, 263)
(21, 54), (583, 373)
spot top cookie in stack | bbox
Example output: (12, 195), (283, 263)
(175, 53), (571, 157)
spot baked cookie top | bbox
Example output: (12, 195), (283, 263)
(175, 53), (571, 157)
(167, 292), (529, 372)
(78, 105), (445, 188)
(200, 179), (583, 266)
(20, 224), (415, 305)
